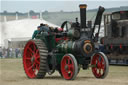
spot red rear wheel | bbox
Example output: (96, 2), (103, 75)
(23, 39), (48, 79)
(61, 54), (78, 80)
(91, 52), (109, 78)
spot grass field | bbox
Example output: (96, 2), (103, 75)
(0, 58), (128, 85)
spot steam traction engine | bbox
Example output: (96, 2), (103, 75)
(23, 4), (109, 80)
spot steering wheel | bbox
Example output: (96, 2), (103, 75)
(61, 21), (72, 32)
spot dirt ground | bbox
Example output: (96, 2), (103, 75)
(0, 59), (128, 85)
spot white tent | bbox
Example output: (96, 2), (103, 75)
(0, 19), (59, 46)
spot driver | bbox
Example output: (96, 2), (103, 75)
(32, 26), (40, 39)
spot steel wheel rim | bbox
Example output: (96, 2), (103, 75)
(23, 41), (40, 78)
(91, 54), (105, 78)
(61, 55), (75, 80)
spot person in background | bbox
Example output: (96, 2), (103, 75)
(32, 26), (40, 39)
(7, 48), (10, 58)
(9, 48), (13, 58)
(0, 47), (3, 58)
(3, 47), (6, 58)
(15, 48), (20, 58)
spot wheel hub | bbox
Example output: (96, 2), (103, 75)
(96, 61), (101, 68)
(65, 65), (69, 71)
(31, 56), (35, 63)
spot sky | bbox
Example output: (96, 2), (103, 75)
(0, 0), (128, 12)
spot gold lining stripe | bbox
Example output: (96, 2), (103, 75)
(84, 40), (91, 43)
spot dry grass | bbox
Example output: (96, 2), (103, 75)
(0, 58), (128, 85)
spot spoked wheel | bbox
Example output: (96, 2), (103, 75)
(91, 52), (109, 79)
(23, 39), (48, 79)
(61, 54), (78, 80)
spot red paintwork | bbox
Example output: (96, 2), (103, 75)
(55, 37), (68, 43)
(23, 41), (40, 78)
(120, 44), (122, 49)
(55, 38), (63, 42)
(61, 55), (74, 80)
(32, 16), (37, 19)
(91, 53), (105, 78)
(110, 44), (113, 49)
(120, 11), (125, 14)
(57, 28), (63, 32)
(55, 27), (67, 43)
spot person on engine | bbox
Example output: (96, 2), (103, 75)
(39, 23), (49, 32)
(32, 26), (40, 39)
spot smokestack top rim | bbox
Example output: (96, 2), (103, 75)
(79, 4), (87, 9)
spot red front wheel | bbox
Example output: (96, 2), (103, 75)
(23, 39), (48, 79)
(61, 54), (78, 80)
(91, 52), (109, 79)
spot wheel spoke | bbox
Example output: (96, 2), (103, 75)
(32, 69), (36, 76)
(68, 64), (73, 71)
(25, 57), (31, 60)
(101, 62), (105, 69)
(36, 64), (39, 70)
(28, 62), (36, 70)
(33, 44), (37, 52)
(95, 68), (98, 73)
(68, 58), (70, 65)
(32, 73), (36, 77)
(100, 57), (103, 64)
(28, 47), (34, 54)
(36, 56), (40, 59)
(35, 59), (40, 64)
(65, 59), (67, 65)
(99, 69), (101, 75)
(32, 64), (36, 71)
(27, 51), (33, 57)
(99, 56), (104, 70)
(101, 64), (105, 72)
(97, 56), (100, 63)
(27, 65), (33, 71)
(35, 49), (39, 57)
